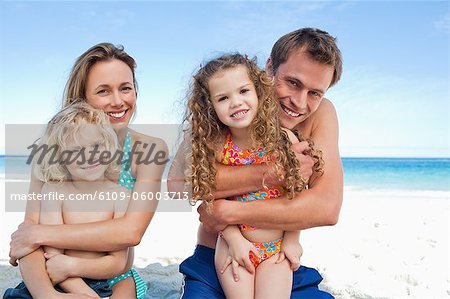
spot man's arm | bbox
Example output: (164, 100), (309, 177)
(167, 136), (267, 198)
(167, 133), (312, 199)
(213, 163), (269, 198)
(200, 99), (343, 231)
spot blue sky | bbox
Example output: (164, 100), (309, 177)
(1, 1), (449, 157)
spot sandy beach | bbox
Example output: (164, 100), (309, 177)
(1, 180), (449, 298)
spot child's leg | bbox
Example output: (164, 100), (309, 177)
(214, 237), (254, 299)
(110, 276), (136, 299)
(255, 254), (292, 299)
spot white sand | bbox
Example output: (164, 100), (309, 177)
(1, 179), (449, 298)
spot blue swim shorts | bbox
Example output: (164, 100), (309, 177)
(3, 278), (112, 299)
(179, 245), (334, 299)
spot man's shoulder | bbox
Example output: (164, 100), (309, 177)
(293, 98), (337, 136)
(310, 98), (338, 126)
(316, 98), (337, 116)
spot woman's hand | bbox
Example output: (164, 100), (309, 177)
(44, 252), (76, 285)
(220, 235), (261, 281)
(276, 239), (303, 271)
(9, 219), (40, 265)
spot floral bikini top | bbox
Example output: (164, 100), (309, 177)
(221, 131), (284, 230)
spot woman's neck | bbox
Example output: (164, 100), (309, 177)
(114, 126), (129, 146)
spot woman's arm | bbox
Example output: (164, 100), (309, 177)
(199, 99), (343, 231)
(46, 248), (130, 282)
(9, 162), (43, 265)
(52, 188), (133, 280)
(15, 169), (95, 298)
(13, 163), (62, 298)
(10, 137), (168, 258)
(39, 185), (98, 296)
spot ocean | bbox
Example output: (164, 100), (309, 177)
(1, 156), (449, 192)
(342, 157), (449, 192)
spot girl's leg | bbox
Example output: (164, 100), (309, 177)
(255, 254), (292, 299)
(110, 277), (136, 299)
(214, 237), (254, 299)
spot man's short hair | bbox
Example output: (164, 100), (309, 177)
(270, 28), (343, 87)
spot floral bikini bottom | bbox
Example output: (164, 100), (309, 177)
(249, 237), (283, 268)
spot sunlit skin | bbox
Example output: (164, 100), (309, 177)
(64, 126), (110, 183)
(209, 65), (259, 147)
(271, 49), (334, 130)
(195, 50), (336, 249)
(85, 59), (136, 128)
(9, 55), (168, 299)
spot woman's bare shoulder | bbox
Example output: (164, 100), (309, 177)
(129, 129), (168, 150)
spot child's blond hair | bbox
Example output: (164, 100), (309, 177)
(36, 101), (119, 183)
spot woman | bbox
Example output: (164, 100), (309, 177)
(7, 43), (168, 299)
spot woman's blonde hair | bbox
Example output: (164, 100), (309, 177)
(184, 53), (322, 207)
(36, 101), (119, 183)
(63, 43), (137, 108)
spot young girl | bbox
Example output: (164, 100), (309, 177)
(184, 53), (322, 298)
(35, 101), (146, 298)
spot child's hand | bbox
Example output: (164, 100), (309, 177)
(220, 237), (261, 281)
(276, 239), (303, 271)
(44, 252), (75, 285)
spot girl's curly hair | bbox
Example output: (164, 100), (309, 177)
(183, 53), (323, 207)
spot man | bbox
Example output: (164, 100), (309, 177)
(177, 27), (343, 298)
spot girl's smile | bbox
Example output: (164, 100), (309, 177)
(208, 65), (259, 132)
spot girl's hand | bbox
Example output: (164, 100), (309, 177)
(276, 239), (303, 271)
(220, 236), (261, 280)
(44, 252), (75, 285)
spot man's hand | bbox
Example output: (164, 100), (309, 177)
(9, 220), (40, 266)
(44, 252), (75, 285)
(198, 199), (237, 233)
(276, 239), (303, 271)
(292, 141), (314, 184)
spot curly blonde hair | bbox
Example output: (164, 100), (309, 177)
(184, 53), (322, 206)
(36, 101), (119, 184)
